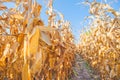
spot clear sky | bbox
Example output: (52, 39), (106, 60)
(37, 0), (120, 42)
(2, 0), (120, 42)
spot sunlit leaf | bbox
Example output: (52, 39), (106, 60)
(29, 27), (40, 55)
(22, 63), (31, 80)
(41, 31), (51, 45)
(0, 3), (7, 10)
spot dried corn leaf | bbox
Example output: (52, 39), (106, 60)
(29, 27), (40, 55)
(41, 31), (51, 45)
(22, 63), (31, 80)
(11, 14), (24, 20)
(31, 49), (42, 75)
(116, 64), (120, 77)
(110, 69), (116, 78)
(39, 26), (55, 31)
(0, 3), (7, 10)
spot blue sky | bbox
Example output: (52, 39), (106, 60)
(2, 0), (120, 42)
(37, 0), (120, 42)
(38, 0), (90, 42)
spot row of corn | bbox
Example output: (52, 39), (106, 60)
(0, 0), (76, 80)
(79, 1), (120, 79)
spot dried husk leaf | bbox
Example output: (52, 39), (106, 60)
(22, 63), (31, 80)
(29, 27), (40, 55)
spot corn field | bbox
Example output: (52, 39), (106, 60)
(0, 0), (120, 80)
(79, 1), (120, 79)
(0, 0), (76, 80)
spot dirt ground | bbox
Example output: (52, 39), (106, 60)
(70, 54), (100, 80)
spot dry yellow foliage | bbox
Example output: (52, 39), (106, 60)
(0, 0), (75, 80)
(29, 27), (40, 55)
(79, 1), (120, 79)
(22, 63), (31, 80)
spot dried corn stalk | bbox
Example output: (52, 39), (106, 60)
(79, 0), (120, 79)
(0, 0), (75, 80)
